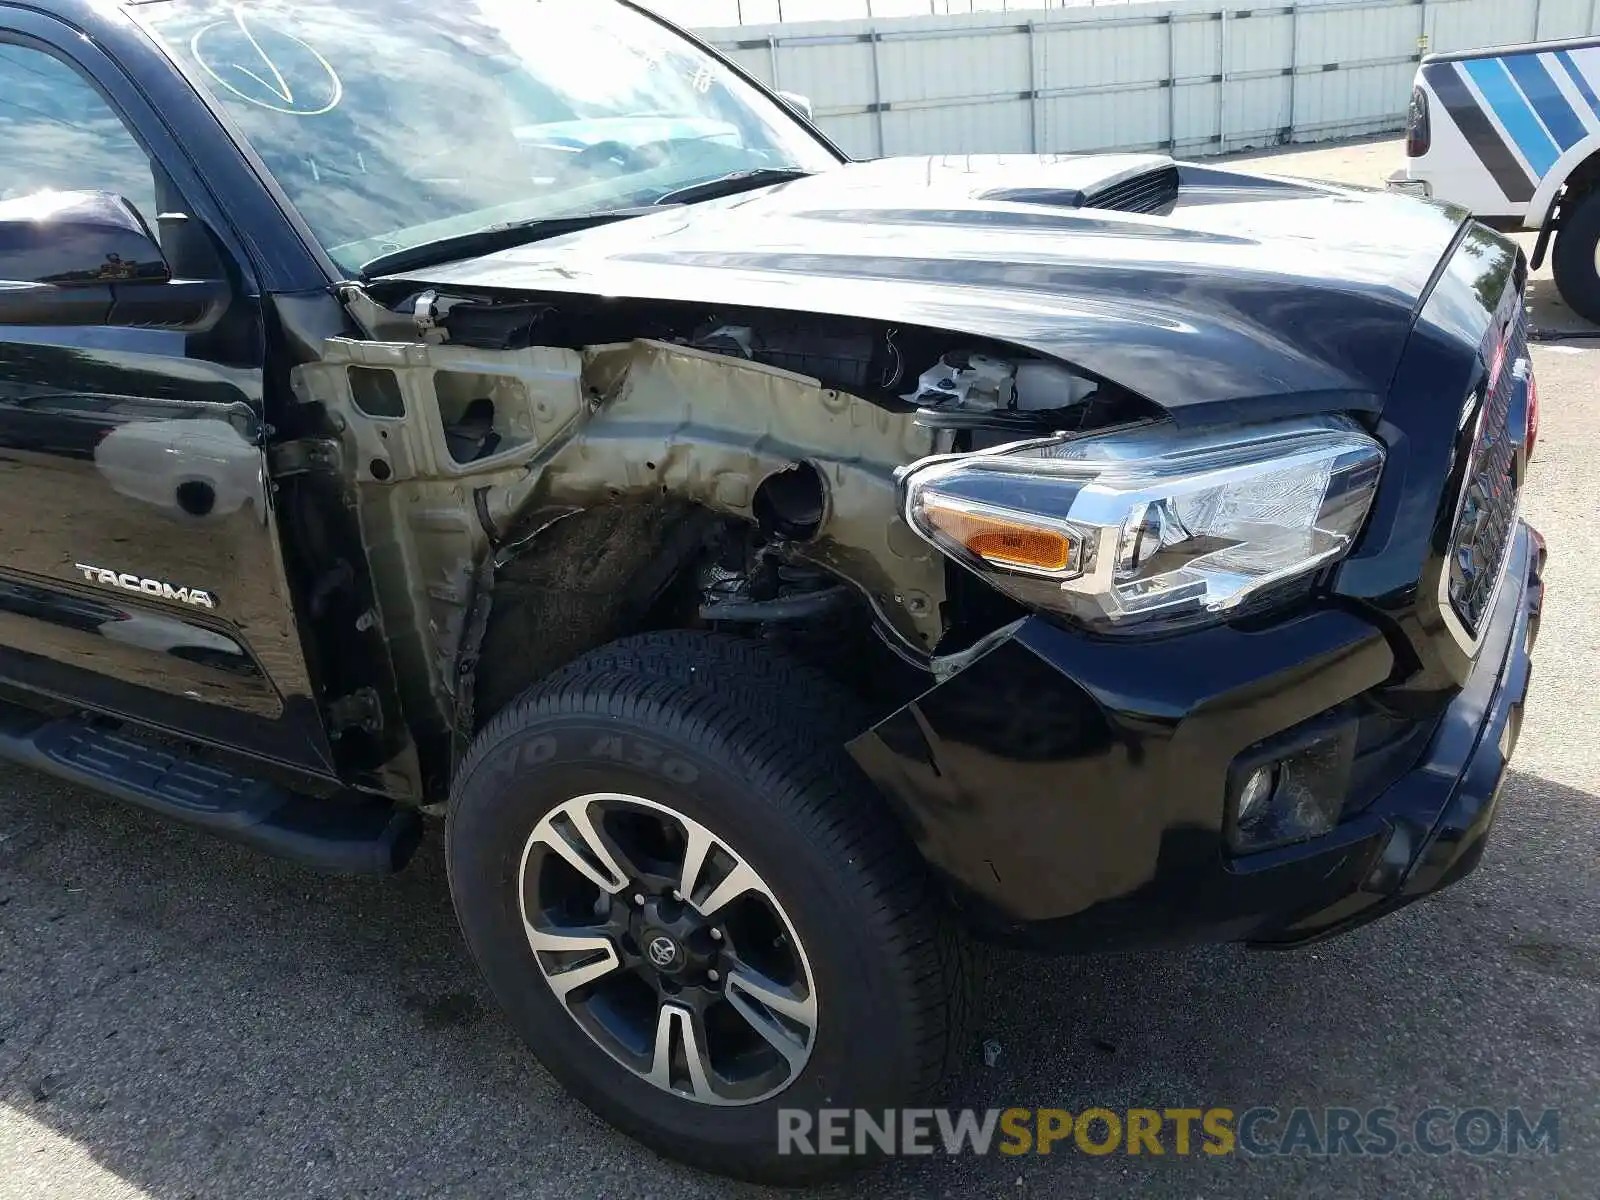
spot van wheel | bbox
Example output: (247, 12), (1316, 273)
(446, 639), (974, 1183)
(1552, 188), (1600, 326)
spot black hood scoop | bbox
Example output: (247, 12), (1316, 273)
(974, 155), (1179, 214)
(1083, 165), (1180, 214)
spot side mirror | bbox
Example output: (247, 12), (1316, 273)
(0, 189), (169, 286)
(776, 91), (815, 123)
(0, 190), (225, 330)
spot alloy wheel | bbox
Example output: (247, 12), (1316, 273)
(517, 792), (818, 1106)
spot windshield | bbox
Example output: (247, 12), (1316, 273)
(141, 0), (841, 274)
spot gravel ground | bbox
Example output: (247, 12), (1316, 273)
(2, 136), (1597, 1199)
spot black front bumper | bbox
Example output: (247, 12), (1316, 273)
(848, 523), (1544, 952)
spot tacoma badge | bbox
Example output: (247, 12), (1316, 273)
(73, 564), (217, 609)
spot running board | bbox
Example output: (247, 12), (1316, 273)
(0, 703), (421, 874)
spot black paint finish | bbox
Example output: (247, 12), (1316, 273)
(851, 608), (1396, 940)
(848, 224), (1534, 949)
(851, 526), (1541, 949)
(1332, 223), (1525, 692)
(0, 328), (337, 770)
(0, 3), (340, 779)
(0, 189), (169, 285)
(405, 155), (1471, 423)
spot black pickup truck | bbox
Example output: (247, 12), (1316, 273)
(0, 0), (1543, 1182)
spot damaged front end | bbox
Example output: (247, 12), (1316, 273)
(284, 283), (1153, 796)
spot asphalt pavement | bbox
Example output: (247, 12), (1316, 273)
(2, 137), (1597, 1199)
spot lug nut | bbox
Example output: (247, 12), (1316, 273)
(707, 969), (720, 983)
(710, 928), (723, 942)
(632, 893), (646, 907)
(671, 889), (683, 901)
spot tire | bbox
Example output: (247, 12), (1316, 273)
(1552, 187), (1600, 326)
(541, 629), (873, 746)
(446, 637), (974, 1183)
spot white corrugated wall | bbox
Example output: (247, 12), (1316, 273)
(675, 0), (1600, 160)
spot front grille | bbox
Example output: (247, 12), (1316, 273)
(1084, 166), (1180, 215)
(1444, 311), (1526, 639)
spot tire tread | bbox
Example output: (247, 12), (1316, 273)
(452, 632), (975, 1172)
(1552, 187), (1600, 326)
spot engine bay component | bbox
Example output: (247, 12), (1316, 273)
(699, 584), (853, 623)
(752, 461), (827, 541)
(903, 351), (1098, 414)
(1015, 360), (1099, 410)
(690, 322), (903, 394)
(905, 352), (1014, 410)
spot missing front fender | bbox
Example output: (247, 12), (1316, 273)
(293, 329), (955, 749)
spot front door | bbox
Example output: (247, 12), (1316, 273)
(0, 15), (331, 772)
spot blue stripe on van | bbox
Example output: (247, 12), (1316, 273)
(1554, 50), (1600, 121)
(1423, 63), (1536, 203)
(1501, 53), (1587, 148)
(1462, 58), (1560, 176)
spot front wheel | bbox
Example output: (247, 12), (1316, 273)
(1551, 187), (1600, 326)
(446, 642), (972, 1182)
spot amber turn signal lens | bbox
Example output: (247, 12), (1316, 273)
(923, 502), (1076, 572)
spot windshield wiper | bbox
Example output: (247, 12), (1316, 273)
(358, 207), (659, 279)
(651, 168), (813, 208)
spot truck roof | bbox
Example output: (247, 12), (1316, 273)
(1423, 33), (1600, 65)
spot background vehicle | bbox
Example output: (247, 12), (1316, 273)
(1391, 35), (1600, 323)
(0, 0), (1542, 1182)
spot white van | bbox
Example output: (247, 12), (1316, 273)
(1390, 36), (1600, 323)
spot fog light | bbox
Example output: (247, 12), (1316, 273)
(1236, 765), (1277, 825)
(1228, 721), (1357, 852)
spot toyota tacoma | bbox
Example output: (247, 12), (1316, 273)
(0, 0), (1543, 1182)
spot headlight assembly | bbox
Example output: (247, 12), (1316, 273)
(901, 416), (1384, 631)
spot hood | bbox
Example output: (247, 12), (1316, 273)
(394, 155), (1471, 417)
